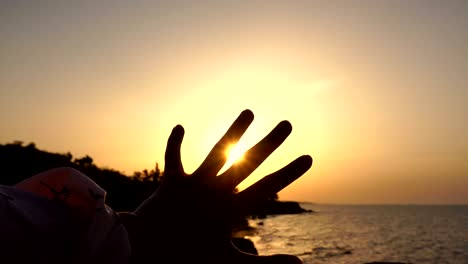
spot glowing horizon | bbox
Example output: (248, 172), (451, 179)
(1, 1), (466, 204)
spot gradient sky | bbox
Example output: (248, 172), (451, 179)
(1, 0), (467, 204)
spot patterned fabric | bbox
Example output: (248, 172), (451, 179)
(0, 167), (130, 263)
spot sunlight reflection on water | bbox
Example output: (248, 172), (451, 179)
(247, 204), (468, 264)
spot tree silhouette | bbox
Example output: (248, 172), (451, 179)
(0, 141), (160, 211)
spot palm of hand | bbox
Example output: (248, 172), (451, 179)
(120, 110), (312, 264)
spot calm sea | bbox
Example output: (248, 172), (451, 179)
(246, 204), (468, 264)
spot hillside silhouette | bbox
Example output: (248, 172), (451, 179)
(0, 141), (160, 211)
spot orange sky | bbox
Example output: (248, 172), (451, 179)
(1, 1), (467, 204)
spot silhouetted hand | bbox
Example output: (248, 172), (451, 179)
(119, 110), (312, 264)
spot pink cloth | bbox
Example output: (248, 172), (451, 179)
(0, 167), (130, 263)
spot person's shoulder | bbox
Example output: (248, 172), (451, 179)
(0, 184), (70, 226)
(0, 184), (75, 263)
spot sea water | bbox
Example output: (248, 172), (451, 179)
(247, 204), (468, 264)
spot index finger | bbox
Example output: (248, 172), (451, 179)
(192, 110), (254, 179)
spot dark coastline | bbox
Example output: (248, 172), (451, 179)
(232, 200), (313, 255)
(250, 200), (313, 218)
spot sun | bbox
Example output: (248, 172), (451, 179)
(225, 142), (247, 166)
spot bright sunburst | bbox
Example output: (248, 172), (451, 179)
(225, 142), (247, 166)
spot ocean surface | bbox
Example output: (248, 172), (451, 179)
(246, 204), (468, 264)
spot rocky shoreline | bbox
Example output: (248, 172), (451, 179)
(231, 202), (411, 264)
(232, 200), (312, 255)
(249, 200), (313, 219)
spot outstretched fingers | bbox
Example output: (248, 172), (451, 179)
(233, 155), (312, 216)
(217, 121), (292, 191)
(164, 125), (185, 179)
(192, 110), (254, 179)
